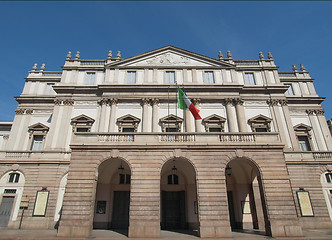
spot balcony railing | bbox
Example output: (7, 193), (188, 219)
(279, 72), (296, 77)
(80, 60), (106, 65)
(313, 152), (332, 159)
(234, 60), (260, 65)
(74, 132), (280, 145)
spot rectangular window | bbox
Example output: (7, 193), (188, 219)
(127, 71), (136, 84)
(244, 73), (256, 85)
(119, 174), (131, 184)
(298, 136), (311, 151)
(166, 71), (175, 84)
(285, 84), (294, 95)
(85, 72), (95, 85)
(31, 135), (43, 151)
(204, 71), (215, 83)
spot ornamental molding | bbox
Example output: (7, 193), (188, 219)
(267, 99), (279, 106)
(152, 98), (160, 105)
(234, 98), (244, 106)
(279, 99), (288, 106)
(192, 98), (200, 105)
(15, 109), (25, 115)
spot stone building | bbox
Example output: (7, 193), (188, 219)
(0, 46), (332, 238)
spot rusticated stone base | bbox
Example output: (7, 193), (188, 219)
(57, 221), (92, 238)
(270, 220), (303, 237)
(199, 221), (232, 238)
(128, 220), (160, 238)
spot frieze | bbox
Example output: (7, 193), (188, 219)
(244, 101), (267, 106)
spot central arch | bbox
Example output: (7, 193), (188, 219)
(93, 158), (131, 235)
(225, 157), (270, 236)
(160, 158), (199, 236)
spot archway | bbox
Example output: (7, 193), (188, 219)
(93, 158), (131, 234)
(160, 158), (199, 236)
(225, 158), (270, 236)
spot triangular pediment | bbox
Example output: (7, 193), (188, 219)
(28, 122), (49, 132)
(294, 123), (312, 131)
(203, 114), (226, 123)
(71, 114), (95, 124)
(117, 114), (141, 123)
(248, 114), (272, 123)
(159, 114), (184, 123)
(106, 46), (234, 68)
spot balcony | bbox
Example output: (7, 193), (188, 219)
(72, 132), (282, 147)
(0, 150), (71, 161)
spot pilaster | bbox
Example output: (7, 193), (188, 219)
(234, 98), (247, 132)
(280, 100), (300, 150)
(98, 98), (108, 132)
(225, 98), (237, 132)
(315, 109), (332, 150)
(307, 109), (326, 151)
(142, 98), (150, 132)
(192, 98), (200, 132)
(152, 98), (159, 132)
(108, 98), (118, 132)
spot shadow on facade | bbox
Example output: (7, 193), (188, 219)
(160, 158), (199, 237)
(226, 157), (271, 237)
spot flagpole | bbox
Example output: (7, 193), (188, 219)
(168, 85), (170, 131)
(175, 79), (178, 132)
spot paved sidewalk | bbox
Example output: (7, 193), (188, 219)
(0, 229), (331, 240)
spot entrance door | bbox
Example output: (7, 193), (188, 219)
(161, 191), (185, 229)
(0, 196), (14, 227)
(112, 191), (130, 229)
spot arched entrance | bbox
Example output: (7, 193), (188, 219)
(93, 158), (131, 234)
(160, 158), (199, 236)
(225, 158), (270, 236)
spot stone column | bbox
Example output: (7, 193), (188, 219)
(316, 110), (332, 150)
(45, 99), (62, 149)
(307, 109), (325, 151)
(280, 100), (300, 150)
(152, 98), (159, 132)
(267, 99), (290, 148)
(11, 109), (32, 150)
(98, 98), (108, 132)
(108, 98), (118, 132)
(57, 99), (74, 150)
(234, 98), (247, 132)
(225, 98), (237, 132)
(142, 98), (150, 132)
(192, 98), (201, 132)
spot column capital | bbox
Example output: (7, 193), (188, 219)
(63, 99), (74, 106)
(25, 109), (33, 115)
(110, 98), (118, 105)
(279, 99), (288, 106)
(192, 98), (200, 105)
(98, 98), (109, 105)
(152, 98), (159, 105)
(54, 99), (62, 105)
(224, 98), (233, 105)
(15, 108), (25, 115)
(315, 109), (325, 115)
(3, 135), (9, 140)
(234, 98), (244, 106)
(267, 99), (279, 106)
(142, 98), (150, 105)
(306, 109), (315, 115)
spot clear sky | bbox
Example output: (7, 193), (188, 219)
(0, 1), (331, 121)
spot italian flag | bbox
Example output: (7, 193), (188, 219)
(178, 87), (202, 120)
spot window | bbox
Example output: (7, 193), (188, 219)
(8, 173), (20, 183)
(127, 71), (136, 84)
(248, 115), (272, 132)
(325, 173), (332, 183)
(202, 114), (226, 132)
(85, 72), (95, 85)
(168, 174), (179, 185)
(159, 114), (183, 132)
(117, 114), (141, 132)
(285, 84), (294, 95)
(31, 135), (43, 150)
(294, 123), (312, 151)
(119, 174), (131, 184)
(204, 71), (215, 84)
(244, 73), (256, 85)
(166, 71), (175, 84)
(71, 114), (95, 133)
(28, 123), (49, 151)
(298, 136), (311, 151)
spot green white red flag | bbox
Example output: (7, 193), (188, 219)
(177, 87), (202, 120)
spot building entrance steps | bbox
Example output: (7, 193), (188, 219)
(0, 229), (331, 240)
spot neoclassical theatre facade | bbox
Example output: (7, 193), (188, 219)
(1, 46), (332, 238)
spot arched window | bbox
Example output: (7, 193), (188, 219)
(326, 173), (332, 183)
(8, 173), (20, 183)
(168, 174), (179, 185)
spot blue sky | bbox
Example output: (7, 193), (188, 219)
(0, 1), (331, 121)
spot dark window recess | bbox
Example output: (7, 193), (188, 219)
(167, 174), (179, 185)
(209, 127), (222, 132)
(120, 174), (131, 184)
(326, 173), (332, 183)
(166, 128), (177, 132)
(122, 128), (135, 132)
(9, 173), (20, 183)
(4, 189), (17, 194)
(255, 128), (268, 132)
(76, 127), (89, 132)
(298, 136), (311, 151)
